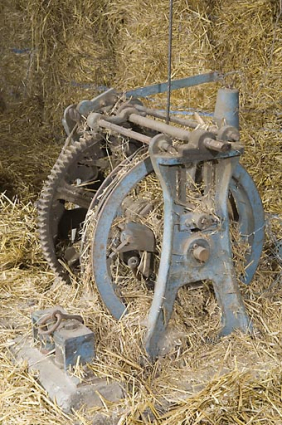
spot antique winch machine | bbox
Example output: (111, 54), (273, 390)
(36, 71), (264, 365)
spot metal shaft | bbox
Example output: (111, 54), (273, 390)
(98, 119), (151, 144)
(135, 104), (199, 129)
(128, 113), (191, 142)
(204, 138), (231, 152)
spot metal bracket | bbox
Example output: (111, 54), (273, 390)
(62, 88), (118, 136)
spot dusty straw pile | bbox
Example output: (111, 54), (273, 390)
(1, 0), (282, 423)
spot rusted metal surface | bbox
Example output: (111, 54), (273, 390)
(33, 306), (94, 371)
(125, 71), (222, 98)
(37, 309), (84, 336)
(135, 104), (200, 129)
(128, 113), (191, 141)
(203, 137), (231, 152)
(98, 118), (151, 144)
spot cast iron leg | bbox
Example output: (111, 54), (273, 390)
(145, 282), (179, 361)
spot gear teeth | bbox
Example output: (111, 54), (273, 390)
(37, 135), (105, 283)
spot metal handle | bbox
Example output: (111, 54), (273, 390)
(37, 310), (84, 335)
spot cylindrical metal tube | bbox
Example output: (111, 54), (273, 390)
(128, 113), (191, 142)
(98, 119), (151, 144)
(203, 137), (231, 152)
(214, 88), (239, 129)
(135, 104), (200, 129)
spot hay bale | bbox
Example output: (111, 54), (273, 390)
(110, 0), (217, 110)
(211, 0), (282, 113)
(0, 194), (42, 270)
(1, 0), (282, 423)
(24, 0), (118, 127)
(0, 1), (34, 103)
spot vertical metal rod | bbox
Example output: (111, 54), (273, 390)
(166, 0), (173, 124)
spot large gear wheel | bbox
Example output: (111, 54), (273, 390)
(38, 132), (144, 282)
(37, 135), (108, 282)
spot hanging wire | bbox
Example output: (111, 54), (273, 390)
(166, 0), (173, 124)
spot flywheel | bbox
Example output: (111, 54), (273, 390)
(85, 152), (264, 320)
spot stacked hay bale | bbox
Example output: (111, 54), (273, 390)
(0, 0), (39, 196)
(0, 1), (33, 105)
(210, 0), (281, 113)
(24, 0), (118, 127)
(110, 0), (217, 110)
(0, 0), (119, 194)
(1, 0), (282, 424)
(110, 1), (213, 84)
(210, 0), (282, 213)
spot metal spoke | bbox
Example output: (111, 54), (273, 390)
(56, 183), (94, 209)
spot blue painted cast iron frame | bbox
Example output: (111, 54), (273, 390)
(90, 150), (264, 359)
(74, 71), (265, 360)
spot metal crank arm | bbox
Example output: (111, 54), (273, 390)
(145, 134), (252, 361)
